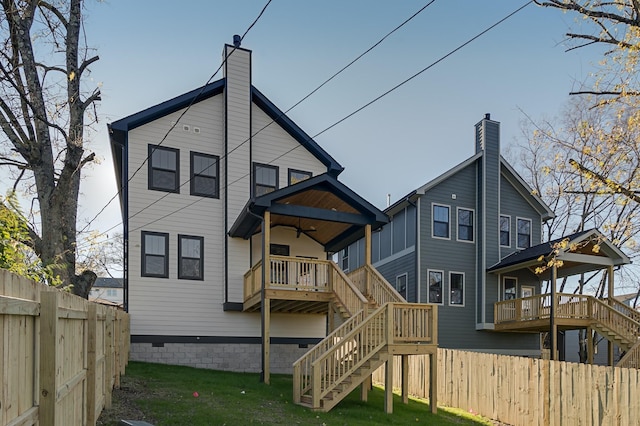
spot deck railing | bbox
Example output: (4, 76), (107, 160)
(293, 302), (436, 407)
(243, 256), (332, 301)
(604, 297), (640, 324)
(494, 293), (594, 324)
(618, 340), (640, 368)
(329, 263), (369, 316)
(591, 297), (640, 345)
(347, 264), (406, 305)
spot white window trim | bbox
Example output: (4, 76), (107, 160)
(502, 276), (518, 301)
(431, 203), (451, 240)
(396, 273), (408, 301)
(499, 214), (511, 248)
(427, 269), (444, 305)
(448, 271), (465, 307)
(456, 207), (475, 243)
(516, 217), (532, 249)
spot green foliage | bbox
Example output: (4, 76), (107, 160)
(0, 193), (61, 285)
(98, 362), (493, 426)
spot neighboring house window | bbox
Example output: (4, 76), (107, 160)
(142, 231), (169, 278)
(457, 208), (474, 242)
(190, 152), (219, 198)
(396, 273), (408, 300)
(254, 163), (278, 196)
(288, 169), (312, 185)
(178, 235), (204, 280)
(106, 289), (117, 297)
(432, 204), (450, 239)
(449, 272), (464, 306)
(503, 277), (517, 300)
(148, 145), (179, 192)
(500, 215), (510, 247)
(341, 246), (349, 271)
(428, 270), (443, 304)
(517, 218), (532, 249)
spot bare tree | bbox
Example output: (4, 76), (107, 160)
(0, 0), (100, 297)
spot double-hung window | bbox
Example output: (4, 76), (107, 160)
(503, 277), (517, 300)
(457, 208), (474, 242)
(428, 270), (443, 304)
(149, 145), (179, 192)
(500, 215), (511, 247)
(449, 272), (464, 306)
(191, 152), (219, 198)
(432, 204), (450, 239)
(341, 246), (349, 271)
(178, 235), (204, 280)
(254, 163), (278, 196)
(396, 273), (408, 300)
(142, 231), (169, 278)
(517, 218), (532, 249)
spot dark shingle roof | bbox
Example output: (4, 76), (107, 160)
(93, 277), (124, 289)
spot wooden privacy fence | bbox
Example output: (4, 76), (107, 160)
(373, 348), (640, 426)
(0, 270), (130, 426)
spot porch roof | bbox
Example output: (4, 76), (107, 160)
(228, 173), (388, 253)
(487, 228), (630, 278)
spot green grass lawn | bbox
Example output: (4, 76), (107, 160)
(98, 361), (493, 426)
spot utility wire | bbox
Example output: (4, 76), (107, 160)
(107, 0), (437, 228)
(117, 1), (533, 237)
(78, 0), (273, 235)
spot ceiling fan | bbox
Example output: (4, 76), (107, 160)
(295, 218), (316, 238)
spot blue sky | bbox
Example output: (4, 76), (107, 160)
(78, 0), (600, 241)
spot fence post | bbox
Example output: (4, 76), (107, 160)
(39, 291), (58, 426)
(86, 303), (98, 426)
(114, 311), (121, 388)
(104, 308), (114, 409)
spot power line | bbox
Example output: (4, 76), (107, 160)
(119, 1), (533, 237)
(78, 0), (273, 235)
(107, 0), (437, 228)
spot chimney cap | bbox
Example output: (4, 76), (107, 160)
(485, 113), (491, 120)
(233, 34), (242, 48)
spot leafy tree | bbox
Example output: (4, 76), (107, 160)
(0, 0), (100, 297)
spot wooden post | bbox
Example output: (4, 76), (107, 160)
(607, 265), (614, 367)
(360, 375), (370, 402)
(105, 308), (114, 409)
(401, 355), (409, 404)
(364, 224), (372, 266)
(384, 356), (394, 414)
(429, 350), (437, 414)
(114, 311), (121, 389)
(39, 291), (58, 426)
(587, 326), (594, 365)
(261, 211), (271, 384)
(86, 303), (98, 426)
(550, 265), (557, 361)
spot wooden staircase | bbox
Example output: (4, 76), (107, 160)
(293, 265), (437, 412)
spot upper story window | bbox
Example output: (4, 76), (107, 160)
(517, 218), (532, 249)
(178, 235), (204, 280)
(457, 208), (474, 242)
(254, 163), (278, 196)
(288, 169), (312, 185)
(142, 231), (169, 278)
(432, 204), (450, 239)
(191, 152), (219, 198)
(428, 270), (443, 304)
(500, 215), (511, 247)
(149, 145), (179, 192)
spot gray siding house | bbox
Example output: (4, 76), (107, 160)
(339, 114), (554, 356)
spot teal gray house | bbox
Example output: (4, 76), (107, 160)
(338, 114), (555, 356)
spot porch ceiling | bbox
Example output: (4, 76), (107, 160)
(228, 173), (387, 252)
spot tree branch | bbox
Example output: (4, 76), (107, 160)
(37, 0), (68, 28)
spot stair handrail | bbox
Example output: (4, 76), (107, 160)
(604, 297), (640, 324)
(293, 309), (368, 402)
(347, 264), (405, 306)
(591, 297), (640, 345)
(310, 303), (390, 407)
(617, 339), (640, 369)
(329, 262), (369, 316)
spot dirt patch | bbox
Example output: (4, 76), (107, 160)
(97, 376), (157, 426)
